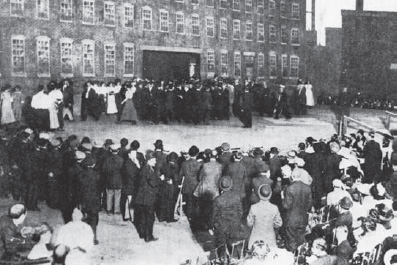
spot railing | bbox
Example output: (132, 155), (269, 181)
(385, 111), (397, 130)
(340, 115), (388, 136)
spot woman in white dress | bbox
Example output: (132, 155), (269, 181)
(0, 84), (16, 126)
(106, 82), (118, 115)
(305, 80), (315, 108)
(48, 84), (62, 131)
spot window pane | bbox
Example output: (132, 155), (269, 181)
(124, 4), (134, 27)
(61, 41), (73, 75)
(12, 38), (25, 74)
(234, 52), (241, 77)
(37, 38), (50, 75)
(83, 0), (94, 24)
(60, 0), (73, 21)
(124, 45), (134, 76)
(104, 2), (116, 26)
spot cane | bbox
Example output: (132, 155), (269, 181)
(174, 176), (185, 220)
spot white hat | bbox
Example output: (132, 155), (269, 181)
(332, 179), (343, 189)
(24, 128), (34, 135)
(39, 132), (50, 140)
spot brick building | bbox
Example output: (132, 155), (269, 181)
(0, 0), (306, 93)
(341, 1), (397, 94)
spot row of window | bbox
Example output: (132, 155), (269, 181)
(9, 0), (301, 26)
(10, 36), (135, 78)
(8, 35), (299, 79)
(207, 50), (299, 78)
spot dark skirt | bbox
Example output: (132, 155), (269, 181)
(121, 99), (138, 121)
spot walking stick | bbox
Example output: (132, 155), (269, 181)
(174, 176), (185, 220)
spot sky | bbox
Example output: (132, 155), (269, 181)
(312, 0), (397, 45)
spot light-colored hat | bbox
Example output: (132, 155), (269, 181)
(39, 132), (50, 140)
(75, 151), (86, 161)
(24, 128), (33, 135)
(332, 179), (344, 189)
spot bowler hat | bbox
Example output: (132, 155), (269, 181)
(339, 196), (353, 210)
(270, 147), (279, 154)
(154, 139), (163, 149)
(104, 139), (114, 146)
(81, 142), (93, 151)
(219, 176), (233, 192)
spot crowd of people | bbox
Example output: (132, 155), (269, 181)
(0, 121), (396, 264)
(1, 77), (316, 131)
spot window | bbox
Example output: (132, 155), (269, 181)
(291, 28), (300, 45)
(206, 0), (214, 7)
(191, 14), (200, 36)
(269, 25), (276, 43)
(10, 0), (24, 17)
(142, 6), (152, 30)
(269, 51), (277, 78)
(104, 1), (116, 26)
(60, 0), (73, 21)
(220, 18), (228, 39)
(82, 0), (95, 25)
(192, 0), (199, 4)
(60, 38), (73, 77)
(280, 0), (287, 18)
(11, 35), (25, 75)
(233, 19), (240, 39)
(234, 51), (241, 77)
(245, 0), (252, 13)
(176, 12), (184, 34)
(82, 40), (95, 77)
(36, 0), (49, 19)
(292, 3), (300, 19)
(269, 0), (275, 17)
(36, 36), (50, 77)
(257, 0), (264, 14)
(290, 55), (299, 78)
(207, 50), (215, 75)
(282, 54), (288, 77)
(160, 9), (169, 32)
(258, 53), (264, 77)
(220, 0), (228, 9)
(104, 43), (115, 77)
(124, 43), (134, 77)
(281, 26), (288, 44)
(245, 21), (253, 41)
(221, 50), (228, 77)
(124, 4), (134, 28)
(206, 17), (215, 38)
(233, 0), (239, 11)
(257, 23), (264, 42)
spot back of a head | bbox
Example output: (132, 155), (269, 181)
(9, 204), (26, 219)
(188, 145), (199, 157)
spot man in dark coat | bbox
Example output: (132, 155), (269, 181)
(153, 82), (167, 124)
(332, 225), (354, 262)
(239, 85), (253, 128)
(323, 141), (342, 194)
(202, 85), (213, 125)
(121, 150), (140, 222)
(180, 145), (202, 222)
(282, 170), (313, 252)
(102, 144), (124, 215)
(79, 157), (101, 245)
(130, 140), (145, 168)
(268, 147), (282, 181)
(61, 79), (74, 121)
(218, 142), (232, 172)
(274, 85), (291, 119)
(211, 176), (244, 254)
(362, 132), (382, 183)
(165, 83), (175, 123)
(0, 204), (33, 260)
(220, 83), (230, 120)
(135, 151), (160, 242)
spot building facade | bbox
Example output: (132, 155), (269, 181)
(0, 0), (306, 92)
(341, 9), (397, 94)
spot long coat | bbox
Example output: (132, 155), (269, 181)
(122, 158), (140, 197)
(135, 165), (160, 207)
(282, 180), (312, 227)
(102, 153), (124, 189)
(180, 158), (202, 195)
(247, 200), (283, 248)
(362, 140), (382, 183)
(195, 160), (222, 200)
(224, 161), (247, 197)
(79, 167), (101, 213)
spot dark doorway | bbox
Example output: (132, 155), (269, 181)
(142, 50), (200, 81)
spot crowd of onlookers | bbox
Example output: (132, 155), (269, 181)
(1, 77), (316, 132)
(0, 122), (396, 264)
(317, 91), (395, 111)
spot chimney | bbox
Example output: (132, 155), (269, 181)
(311, 0), (316, 30)
(356, 0), (364, 11)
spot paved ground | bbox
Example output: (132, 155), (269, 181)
(3, 105), (394, 265)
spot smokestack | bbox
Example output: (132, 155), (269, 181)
(356, 0), (364, 11)
(311, 0), (315, 30)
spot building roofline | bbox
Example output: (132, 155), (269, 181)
(341, 9), (397, 18)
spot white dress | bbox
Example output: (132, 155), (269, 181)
(106, 87), (118, 114)
(0, 91), (16, 125)
(48, 90), (62, 129)
(305, 84), (314, 107)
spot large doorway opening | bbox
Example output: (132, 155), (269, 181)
(142, 50), (200, 81)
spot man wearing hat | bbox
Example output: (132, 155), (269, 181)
(327, 179), (352, 206)
(80, 157), (100, 245)
(101, 143), (123, 215)
(247, 184), (282, 249)
(282, 165), (313, 252)
(332, 197), (353, 232)
(180, 145), (202, 222)
(362, 131), (382, 184)
(218, 142), (232, 171)
(153, 139), (167, 175)
(274, 84), (291, 119)
(59, 151), (85, 224)
(130, 140), (145, 168)
(224, 151), (248, 205)
(210, 176), (244, 254)
(135, 151), (160, 242)
(238, 84), (253, 128)
(46, 138), (63, 209)
(269, 147), (282, 180)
